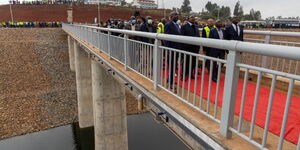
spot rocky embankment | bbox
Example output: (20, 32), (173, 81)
(0, 28), (144, 140)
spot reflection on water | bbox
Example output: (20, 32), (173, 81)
(128, 113), (190, 150)
(0, 125), (77, 150)
(73, 123), (94, 150)
(0, 113), (190, 150)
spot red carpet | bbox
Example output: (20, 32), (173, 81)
(164, 68), (300, 144)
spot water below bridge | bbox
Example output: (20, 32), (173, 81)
(0, 113), (190, 150)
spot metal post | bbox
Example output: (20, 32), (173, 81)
(153, 38), (162, 90)
(108, 31), (111, 59)
(261, 34), (271, 68)
(278, 79), (294, 150)
(9, 4), (14, 23)
(162, 0), (166, 18)
(124, 34), (128, 70)
(97, 1), (101, 25)
(297, 135), (300, 150)
(220, 50), (241, 138)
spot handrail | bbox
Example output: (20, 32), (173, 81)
(199, 28), (300, 37)
(72, 24), (300, 60)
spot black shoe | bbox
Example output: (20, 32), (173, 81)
(212, 77), (217, 82)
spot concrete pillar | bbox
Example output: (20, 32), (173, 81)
(67, 8), (73, 23)
(74, 41), (94, 128)
(91, 60), (128, 150)
(68, 36), (75, 71)
(137, 94), (144, 111)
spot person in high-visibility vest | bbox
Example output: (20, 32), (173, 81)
(202, 18), (215, 69)
(20, 22), (24, 27)
(1, 22), (6, 27)
(202, 18), (215, 38)
(202, 18), (215, 54)
(157, 18), (167, 34)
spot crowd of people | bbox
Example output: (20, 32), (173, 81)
(9, 0), (76, 5)
(0, 22), (62, 28)
(99, 12), (244, 85)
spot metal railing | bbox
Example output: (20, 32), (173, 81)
(199, 28), (300, 75)
(63, 23), (300, 150)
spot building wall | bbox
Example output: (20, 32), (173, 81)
(85, 0), (121, 5)
(133, 0), (158, 9)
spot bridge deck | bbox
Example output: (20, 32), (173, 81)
(65, 30), (297, 150)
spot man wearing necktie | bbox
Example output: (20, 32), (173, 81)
(180, 15), (200, 80)
(208, 20), (226, 82)
(224, 17), (244, 41)
(165, 12), (182, 89)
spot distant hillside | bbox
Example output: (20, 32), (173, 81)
(0, 4), (170, 22)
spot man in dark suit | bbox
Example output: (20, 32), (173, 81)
(165, 12), (182, 88)
(208, 20), (226, 82)
(224, 17), (244, 41)
(180, 15), (200, 80)
(139, 16), (156, 44)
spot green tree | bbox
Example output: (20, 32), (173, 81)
(219, 6), (231, 19)
(181, 0), (192, 14)
(205, 1), (218, 12)
(254, 11), (261, 20)
(233, 1), (243, 17)
(244, 8), (262, 20)
(121, 0), (127, 6)
(200, 1), (231, 20)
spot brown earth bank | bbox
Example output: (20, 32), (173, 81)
(0, 4), (170, 23)
(0, 28), (145, 140)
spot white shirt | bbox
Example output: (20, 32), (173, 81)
(217, 28), (224, 39)
(232, 24), (240, 36)
(172, 21), (181, 31)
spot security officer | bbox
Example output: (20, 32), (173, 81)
(202, 18), (215, 38)
(20, 22), (24, 27)
(202, 18), (215, 68)
(157, 18), (167, 34)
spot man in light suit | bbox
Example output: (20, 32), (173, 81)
(165, 12), (182, 88)
(208, 20), (226, 82)
(180, 15), (200, 80)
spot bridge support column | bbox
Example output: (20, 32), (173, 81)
(68, 36), (75, 71)
(91, 60), (128, 150)
(74, 41), (94, 128)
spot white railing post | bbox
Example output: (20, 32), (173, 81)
(220, 50), (241, 138)
(153, 38), (162, 90)
(108, 30), (111, 59)
(297, 135), (300, 150)
(85, 27), (88, 41)
(124, 34), (128, 70)
(97, 29), (101, 50)
(261, 34), (272, 68)
(91, 28), (93, 45)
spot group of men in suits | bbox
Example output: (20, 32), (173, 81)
(164, 12), (244, 87)
(205, 17), (244, 81)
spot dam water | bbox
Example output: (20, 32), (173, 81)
(0, 113), (190, 150)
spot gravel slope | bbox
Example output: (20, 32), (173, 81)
(0, 28), (145, 140)
(0, 28), (77, 140)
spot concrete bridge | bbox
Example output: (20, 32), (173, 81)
(63, 23), (300, 150)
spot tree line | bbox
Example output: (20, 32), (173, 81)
(180, 0), (262, 21)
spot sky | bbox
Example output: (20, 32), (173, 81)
(0, 0), (299, 19)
